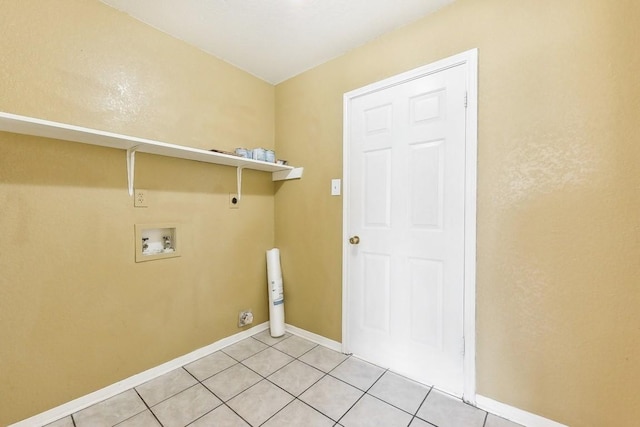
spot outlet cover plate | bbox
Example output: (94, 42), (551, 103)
(134, 189), (148, 207)
(229, 193), (240, 209)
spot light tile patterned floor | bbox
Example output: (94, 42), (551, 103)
(44, 330), (522, 427)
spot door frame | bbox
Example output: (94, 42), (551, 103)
(342, 48), (478, 403)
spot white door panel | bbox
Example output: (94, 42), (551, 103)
(346, 63), (468, 395)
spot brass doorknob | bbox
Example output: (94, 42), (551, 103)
(349, 236), (360, 245)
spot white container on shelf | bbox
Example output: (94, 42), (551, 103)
(234, 148), (250, 158)
(265, 149), (276, 163)
(252, 148), (266, 161)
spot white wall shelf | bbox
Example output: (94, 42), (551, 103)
(0, 111), (303, 197)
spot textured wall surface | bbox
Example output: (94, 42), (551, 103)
(2, 0), (639, 425)
(274, 0), (640, 425)
(0, 1), (275, 424)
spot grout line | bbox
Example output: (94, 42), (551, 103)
(273, 345), (330, 397)
(297, 398), (337, 424)
(271, 336), (319, 359)
(264, 359), (327, 399)
(227, 333), (305, 425)
(212, 360), (293, 426)
(222, 402), (253, 426)
(366, 386), (421, 418)
(183, 366), (201, 383)
(62, 331), (462, 427)
(287, 369), (326, 398)
(131, 388), (164, 427)
(205, 373), (259, 403)
(190, 355), (241, 383)
(332, 364), (406, 425)
(250, 330), (293, 348)
(221, 343), (272, 363)
(361, 369), (429, 417)
(335, 391), (365, 425)
(249, 333), (345, 424)
(185, 408), (213, 426)
(329, 353), (351, 372)
(363, 368), (387, 393)
(411, 389), (434, 426)
(182, 356), (253, 426)
(331, 355), (365, 424)
(135, 368), (199, 409)
(184, 366), (230, 409)
(256, 397), (297, 426)
(235, 347), (297, 381)
(184, 354), (256, 427)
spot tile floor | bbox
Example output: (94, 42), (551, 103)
(44, 330), (522, 427)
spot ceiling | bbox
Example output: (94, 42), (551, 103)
(100, 0), (455, 84)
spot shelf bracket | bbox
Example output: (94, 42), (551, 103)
(236, 166), (245, 202)
(126, 146), (140, 196)
(272, 167), (304, 181)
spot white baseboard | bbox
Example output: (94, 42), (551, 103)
(285, 323), (342, 352)
(10, 322), (269, 427)
(17, 322), (476, 427)
(476, 395), (568, 427)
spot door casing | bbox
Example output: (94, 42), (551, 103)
(342, 48), (478, 403)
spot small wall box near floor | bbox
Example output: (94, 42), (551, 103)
(135, 223), (180, 262)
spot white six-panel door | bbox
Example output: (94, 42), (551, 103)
(343, 53), (475, 397)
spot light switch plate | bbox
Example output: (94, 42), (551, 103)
(331, 179), (341, 196)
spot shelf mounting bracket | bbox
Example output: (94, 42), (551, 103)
(236, 166), (245, 202)
(126, 146), (140, 196)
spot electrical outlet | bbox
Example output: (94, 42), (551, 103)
(134, 189), (148, 207)
(229, 193), (240, 209)
(238, 309), (253, 327)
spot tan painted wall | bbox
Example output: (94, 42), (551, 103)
(2, 0), (639, 425)
(274, 0), (640, 425)
(0, 1), (276, 424)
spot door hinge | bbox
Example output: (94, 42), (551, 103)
(464, 92), (468, 109)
